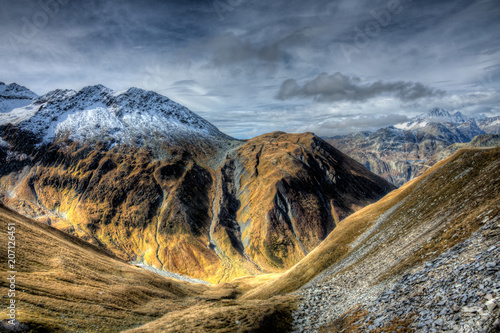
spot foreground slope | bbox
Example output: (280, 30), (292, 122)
(0, 84), (394, 283)
(0, 204), (300, 333)
(243, 147), (499, 330)
(0, 203), (209, 332)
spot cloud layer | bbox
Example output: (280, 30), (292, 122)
(276, 72), (445, 103)
(0, 0), (499, 138)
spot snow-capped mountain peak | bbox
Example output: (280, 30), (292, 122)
(396, 107), (476, 130)
(451, 111), (468, 123)
(0, 82), (38, 100)
(474, 114), (488, 122)
(421, 107), (451, 119)
(0, 82), (39, 114)
(417, 107), (470, 123)
(1, 84), (233, 147)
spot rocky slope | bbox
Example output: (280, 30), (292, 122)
(326, 108), (499, 187)
(244, 147), (500, 332)
(0, 83), (394, 283)
(323, 228), (500, 332)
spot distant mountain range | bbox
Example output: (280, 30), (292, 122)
(0, 82), (394, 283)
(326, 108), (500, 187)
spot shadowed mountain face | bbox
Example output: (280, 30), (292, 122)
(0, 84), (394, 283)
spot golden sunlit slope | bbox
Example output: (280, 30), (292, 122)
(0, 142), (233, 283)
(243, 147), (500, 300)
(0, 203), (211, 332)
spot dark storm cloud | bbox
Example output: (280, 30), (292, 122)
(1, 0), (213, 61)
(276, 73), (444, 103)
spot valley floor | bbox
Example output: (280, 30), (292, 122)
(130, 263), (211, 285)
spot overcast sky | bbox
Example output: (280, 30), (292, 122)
(1, 0), (499, 138)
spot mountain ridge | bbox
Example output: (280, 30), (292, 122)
(399, 107), (481, 130)
(0, 84), (234, 150)
(0, 82), (38, 99)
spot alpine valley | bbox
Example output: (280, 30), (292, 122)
(0, 81), (499, 333)
(0, 82), (394, 284)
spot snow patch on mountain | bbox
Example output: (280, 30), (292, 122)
(0, 104), (41, 125)
(0, 99), (35, 114)
(488, 117), (500, 126)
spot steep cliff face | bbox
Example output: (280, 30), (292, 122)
(0, 84), (395, 283)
